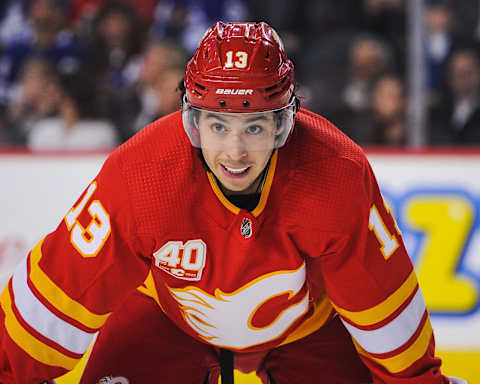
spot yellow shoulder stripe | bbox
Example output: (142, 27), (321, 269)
(353, 316), (433, 373)
(29, 239), (110, 330)
(0, 285), (79, 370)
(332, 270), (418, 326)
(251, 150), (278, 217)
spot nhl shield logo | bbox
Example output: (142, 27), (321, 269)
(240, 217), (253, 239)
(97, 376), (129, 384)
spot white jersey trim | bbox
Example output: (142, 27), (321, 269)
(341, 288), (426, 354)
(11, 257), (95, 355)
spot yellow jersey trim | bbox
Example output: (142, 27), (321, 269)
(136, 271), (167, 313)
(353, 316), (433, 373)
(29, 239), (110, 330)
(0, 285), (79, 370)
(207, 150), (278, 217)
(332, 270), (418, 326)
(251, 150), (278, 217)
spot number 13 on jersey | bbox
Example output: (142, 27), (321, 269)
(64, 182), (111, 258)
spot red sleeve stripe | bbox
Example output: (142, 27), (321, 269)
(362, 310), (429, 359)
(353, 316), (434, 374)
(11, 256), (95, 355)
(0, 281), (80, 370)
(331, 269), (418, 326)
(29, 239), (110, 329)
(339, 284), (419, 331)
(26, 255), (97, 334)
(340, 288), (427, 354)
(8, 281), (84, 360)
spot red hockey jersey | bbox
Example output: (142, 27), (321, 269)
(0, 109), (446, 383)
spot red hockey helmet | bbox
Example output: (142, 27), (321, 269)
(184, 21), (294, 112)
(183, 22), (296, 150)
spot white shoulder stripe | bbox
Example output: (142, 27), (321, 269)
(11, 257), (95, 355)
(341, 288), (426, 354)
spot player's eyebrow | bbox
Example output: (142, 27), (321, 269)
(244, 115), (269, 123)
(205, 113), (227, 122)
(204, 113), (269, 124)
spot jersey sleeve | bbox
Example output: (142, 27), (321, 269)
(319, 156), (448, 384)
(0, 153), (151, 383)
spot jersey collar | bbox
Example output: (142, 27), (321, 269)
(207, 150), (278, 217)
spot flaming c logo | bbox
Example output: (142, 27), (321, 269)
(169, 263), (309, 349)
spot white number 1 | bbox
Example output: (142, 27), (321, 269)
(369, 204), (399, 260)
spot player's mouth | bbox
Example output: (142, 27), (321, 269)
(220, 164), (251, 178)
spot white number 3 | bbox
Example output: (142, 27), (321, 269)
(64, 182), (111, 258)
(369, 204), (399, 260)
(225, 50), (248, 69)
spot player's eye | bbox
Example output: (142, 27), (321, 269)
(211, 123), (226, 133)
(246, 125), (263, 135)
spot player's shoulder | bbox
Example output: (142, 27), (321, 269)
(276, 109), (372, 232)
(100, 111), (200, 234)
(114, 111), (190, 162)
(291, 108), (368, 171)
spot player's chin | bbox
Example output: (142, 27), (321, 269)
(222, 179), (251, 192)
(220, 175), (256, 193)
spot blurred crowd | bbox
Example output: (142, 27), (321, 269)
(0, 0), (479, 151)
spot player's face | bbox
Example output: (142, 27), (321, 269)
(197, 111), (277, 194)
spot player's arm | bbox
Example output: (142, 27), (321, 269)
(319, 156), (453, 384)
(0, 153), (151, 383)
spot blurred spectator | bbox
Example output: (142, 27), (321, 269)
(327, 36), (393, 141)
(69, 0), (157, 44)
(0, 0), (84, 106)
(84, 0), (145, 141)
(0, 0), (30, 48)
(424, 0), (462, 100)
(429, 49), (480, 145)
(26, 70), (119, 151)
(85, 0), (144, 89)
(69, 0), (156, 29)
(359, 0), (406, 73)
(366, 74), (406, 146)
(150, 0), (248, 53)
(114, 39), (188, 137)
(2, 57), (60, 146)
(133, 66), (185, 131)
(343, 37), (392, 111)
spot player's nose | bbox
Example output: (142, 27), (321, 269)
(224, 135), (248, 160)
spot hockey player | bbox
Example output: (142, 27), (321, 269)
(0, 21), (467, 384)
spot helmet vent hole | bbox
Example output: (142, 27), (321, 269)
(265, 84), (278, 92)
(219, 100), (227, 107)
(266, 51), (270, 59)
(195, 82), (206, 90)
(243, 101), (250, 108)
(267, 91), (280, 99)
